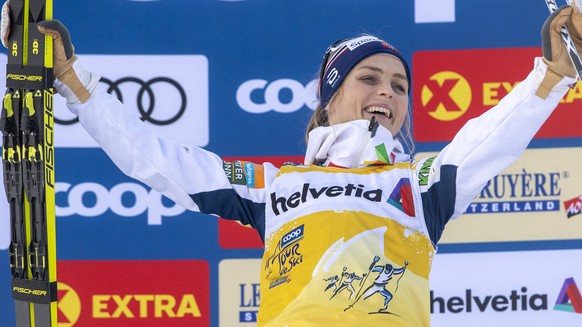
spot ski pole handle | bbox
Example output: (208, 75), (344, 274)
(545, 0), (582, 80)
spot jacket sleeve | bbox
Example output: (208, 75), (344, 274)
(418, 57), (575, 245)
(66, 84), (276, 238)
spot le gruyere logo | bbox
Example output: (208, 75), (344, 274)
(420, 71), (471, 121)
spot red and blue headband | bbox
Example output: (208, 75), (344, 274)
(318, 35), (411, 109)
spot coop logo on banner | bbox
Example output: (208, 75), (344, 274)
(56, 181), (186, 225)
(237, 79), (318, 113)
(0, 180), (185, 251)
(57, 260), (210, 326)
(219, 259), (262, 326)
(419, 147), (582, 244)
(0, 54), (210, 148)
(412, 48), (582, 142)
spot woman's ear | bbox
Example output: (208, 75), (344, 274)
(325, 105), (335, 125)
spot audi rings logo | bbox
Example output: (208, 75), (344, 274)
(55, 77), (187, 126)
(54, 55), (209, 147)
(237, 78), (318, 114)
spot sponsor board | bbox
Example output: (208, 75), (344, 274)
(416, 147), (582, 243)
(0, 54), (209, 148)
(415, 0), (455, 23)
(57, 260), (209, 326)
(56, 181), (186, 226)
(430, 249), (582, 326)
(412, 48), (582, 142)
(1, 175), (187, 251)
(237, 79), (318, 113)
(219, 259), (261, 326)
(1, 1), (578, 326)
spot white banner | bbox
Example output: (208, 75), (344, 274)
(0, 53), (209, 148)
(430, 249), (582, 326)
(415, 0), (456, 23)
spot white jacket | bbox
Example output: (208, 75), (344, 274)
(67, 58), (572, 326)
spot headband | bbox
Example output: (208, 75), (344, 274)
(318, 36), (411, 109)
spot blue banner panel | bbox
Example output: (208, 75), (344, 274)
(1, 1), (581, 326)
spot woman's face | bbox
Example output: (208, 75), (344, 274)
(326, 54), (409, 136)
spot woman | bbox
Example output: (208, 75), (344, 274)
(2, 3), (581, 326)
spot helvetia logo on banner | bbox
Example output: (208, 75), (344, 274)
(431, 288), (548, 314)
(554, 278), (582, 314)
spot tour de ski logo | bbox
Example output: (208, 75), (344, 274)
(265, 225), (305, 288)
(323, 256), (408, 315)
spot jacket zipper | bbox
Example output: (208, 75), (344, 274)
(351, 117), (379, 168)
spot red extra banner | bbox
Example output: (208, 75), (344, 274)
(412, 47), (582, 142)
(57, 260), (210, 326)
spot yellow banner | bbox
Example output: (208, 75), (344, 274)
(416, 147), (582, 243)
(219, 259), (261, 326)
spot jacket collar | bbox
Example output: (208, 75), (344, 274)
(304, 119), (410, 168)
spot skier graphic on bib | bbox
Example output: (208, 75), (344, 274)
(323, 275), (340, 292)
(346, 256), (408, 313)
(330, 268), (364, 300)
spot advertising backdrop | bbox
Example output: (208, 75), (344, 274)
(1, 0), (582, 326)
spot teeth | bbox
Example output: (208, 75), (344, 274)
(365, 106), (391, 118)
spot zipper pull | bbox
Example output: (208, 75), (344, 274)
(368, 116), (379, 138)
(351, 117), (379, 168)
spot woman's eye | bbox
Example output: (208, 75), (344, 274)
(361, 76), (378, 84)
(392, 83), (406, 94)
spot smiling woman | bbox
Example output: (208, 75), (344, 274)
(327, 54), (409, 135)
(306, 35), (414, 156)
(4, 2), (582, 326)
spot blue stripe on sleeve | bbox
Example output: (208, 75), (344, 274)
(190, 189), (266, 243)
(421, 164), (458, 246)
